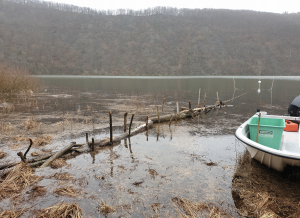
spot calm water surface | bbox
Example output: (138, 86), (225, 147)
(4, 76), (300, 217)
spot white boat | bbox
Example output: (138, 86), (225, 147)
(235, 112), (300, 171)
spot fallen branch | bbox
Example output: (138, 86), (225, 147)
(40, 142), (76, 168)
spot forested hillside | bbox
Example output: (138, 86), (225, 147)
(0, 0), (300, 76)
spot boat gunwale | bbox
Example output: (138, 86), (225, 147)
(235, 116), (300, 161)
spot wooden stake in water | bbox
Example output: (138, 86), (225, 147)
(162, 98), (165, 113)
(176, 102), (179, 114)
(129, 114), (134, 136)
(86, 133), (89, 146)
(157, 106), (160, 123)
(109, 111), (113, 145)
(256, 113), (261, 143)
(202, 92), (206, 107)
(124, 112), (128, 132)
(198, 88), (201, 108)
(92, 137), (95, 152)
(169, 115), (173, 128)
(189, 101), (191, 110)
(146, 116), (149, 130)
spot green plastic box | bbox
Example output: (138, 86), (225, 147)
(248, 117), (285, 150)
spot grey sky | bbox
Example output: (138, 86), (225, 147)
(52, 0), (299, 14)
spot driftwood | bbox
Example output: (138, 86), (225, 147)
(40, 142), (76, 168)
(0, 152), (54, 170)
(1, 103), (232, 169)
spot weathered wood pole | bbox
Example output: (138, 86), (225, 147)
(162, 98), (165, 112)
(202, 92), (207, 107)
(198, 88), (201, 108)
(86, 133), (89, 146)
(216, 92), (219, 105)
(109, 111), (113, 145)
(129, 114), (134, 136)
(189, 101), (191, 110)
(176, 102), (179, 114)
(92, 137), (95, 152)
(124, 112), (128, 132)
(256, 113), (261, 143)
(24, 138), (33, 159)
(17, 152), (26, 163)
(40, 142), (76, 168)
(169, 115), (173, 128)
(146, 116), (149, 130)
(157, 106), (160, 123)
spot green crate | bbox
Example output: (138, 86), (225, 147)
(248, 117), (285, 150)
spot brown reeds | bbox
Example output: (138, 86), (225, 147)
(54, 185), (80, 197)
(98, 201), (116, 214)
(0, 208), (27, 218)
(23, 116), (39, 130)
(0, 150), (7, 159)
(0, 63), (40, 100)
(31, 151), (41, 157)
(172, 197), (233, 218)
(48, 172), (74, 181)
(34, 202), (82, 218)
(32, 135), (52, 147)
(0, 163), (41, 200)
(28, 185), (47, 199)
(50, 158), (67, 169)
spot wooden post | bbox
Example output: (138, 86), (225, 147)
(202, 92), (207, 107)
(17, 152), (26, 163)
(124, 112), (127, 132)
(198, 88), (201, 108)
(256, 113), (261, 143)
(176, 102), (179, 114)
(146, 116), (149, 130)
(189, 101), (191, 110)
(109, 111), (113, 145)
(169, 115), (173, 128)
(129, 114), (134, 136)
(157, 106), (160, 123)
(86, 133), (89, 146)
(216, 92), (219, 105)
(162, 98), (165, 113)
(92, 137), (95, 152)
(24, 138), (33, 159)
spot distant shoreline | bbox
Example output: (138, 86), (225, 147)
(34, 75), (300, 80)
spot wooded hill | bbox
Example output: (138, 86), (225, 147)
(0, 0), (300, 76)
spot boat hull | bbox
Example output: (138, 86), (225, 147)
(235, 112), (300, 171)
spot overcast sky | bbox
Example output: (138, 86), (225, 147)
(52, 0), (299, 14)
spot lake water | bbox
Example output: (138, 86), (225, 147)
(2, 76), (300, 217)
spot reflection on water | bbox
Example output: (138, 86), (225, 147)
(1, 76), (300, 216)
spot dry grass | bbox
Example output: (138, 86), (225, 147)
(23, 116), (39, 130)
(34, 202), (82, 218)
(50, 158), (67, 169)
(32, 135), (52, 147)
(30, 151), (41, 157)
(27, 185), (47, 199)
(232, 151), (300, 217)
(48, 172), (74, 181)
(0, 63), (40, 101)
(0, 150), (7, 159)
(172, 197), (233, 218)
(54, 185), (80, 197)
(14, 135), (28, 142)
(0, 163), (41, 200)
(0, 208), (27, 218)
(98, 201), (116, 214)
(0, 122), (13, 131)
